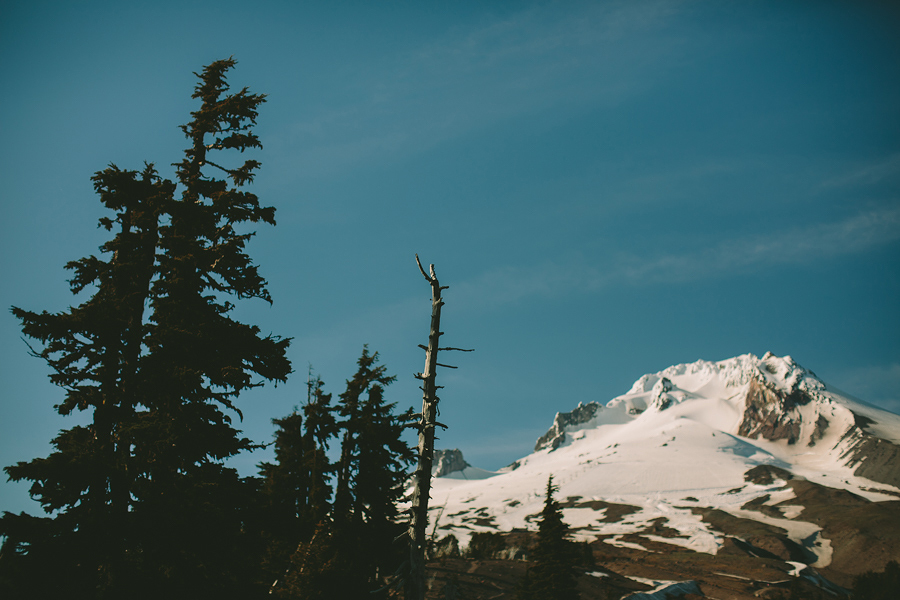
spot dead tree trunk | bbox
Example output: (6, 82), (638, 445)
(407, 255), (470, 600)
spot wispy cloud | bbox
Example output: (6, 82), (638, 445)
(617, 206), (900, 283)
(454, 206), (900, 309)
(273, 1), (686, 178)
(820, 153), (900, 190)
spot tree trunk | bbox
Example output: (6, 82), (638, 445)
(407, 255), (447, 600)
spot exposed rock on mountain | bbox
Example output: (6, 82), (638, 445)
(534, 401), (602, 451)
(744, 464), (794, 485)
(432, 449), (470, 477)
(839, 423), (900, 489)
(728, 353), (900, 488)
(738, 376), (808, 443)
(649, 376), (674, 411)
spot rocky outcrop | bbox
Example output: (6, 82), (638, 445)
(744, 464), (794, 485)
(433, 449), (470, 477)
(840, 414), (900, 489)
(649, 377), (674, 411)
(737, 365), (899, 489)
(534, 401), (602, 452)
(738, 376), (811, 444)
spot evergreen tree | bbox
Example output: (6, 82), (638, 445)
(257, 374), (338, 588)
(354, 376), (415, 587)
(1, 165), (170, 599)
(1, 59), (290, 600)
(517, 476), (581, 600)
(274, 521), (353, 600)
(130, 57), (291, 599)
(334, 346), (397, 519)
(267, 353), (411, 599)
(300, 374), (339, 527)
(329, 347), (414, 596)
(466, 532), (508, 560)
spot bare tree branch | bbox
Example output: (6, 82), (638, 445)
(414, 253), (432, 283)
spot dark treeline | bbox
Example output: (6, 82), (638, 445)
(0, 60), (413, 600)
(259, 349), (414, 599)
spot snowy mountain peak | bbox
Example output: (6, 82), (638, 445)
(626, 352), (824, 396)
(425, 353), (900, 589)
(530, 353), (900, 487)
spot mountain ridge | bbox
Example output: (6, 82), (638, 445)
(422, 353), (900, 595)
(527, 352), (900, 487)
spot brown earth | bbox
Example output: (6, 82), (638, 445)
(424, 467), (900, 597)
(776, 478), (900, 588)
(423, 535), (838, 599)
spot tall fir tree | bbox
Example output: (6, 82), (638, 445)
(354, 376), (415, 592)
(131, 57), (291, 599)
(333, 346), (397, 520)
(1, 164), (171, 599)
(328, 347), (414, 596)
(300, 375), (339, 527)
(517, 476), (581, 600)
(1, 59), (290, 600)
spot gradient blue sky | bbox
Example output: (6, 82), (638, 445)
(2, 1), (899, 515)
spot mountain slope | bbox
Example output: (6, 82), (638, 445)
(423, 353), (900, 594)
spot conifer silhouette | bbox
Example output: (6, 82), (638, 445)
(1, 59), (290, 600)
(517, 475), (581, 600)
(331, 346), (413, 596)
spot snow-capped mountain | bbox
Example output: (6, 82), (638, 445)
(425, 353), (900, 592)
(532, 352), (900, 488)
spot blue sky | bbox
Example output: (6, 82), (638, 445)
(2, 0), (899, 515)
